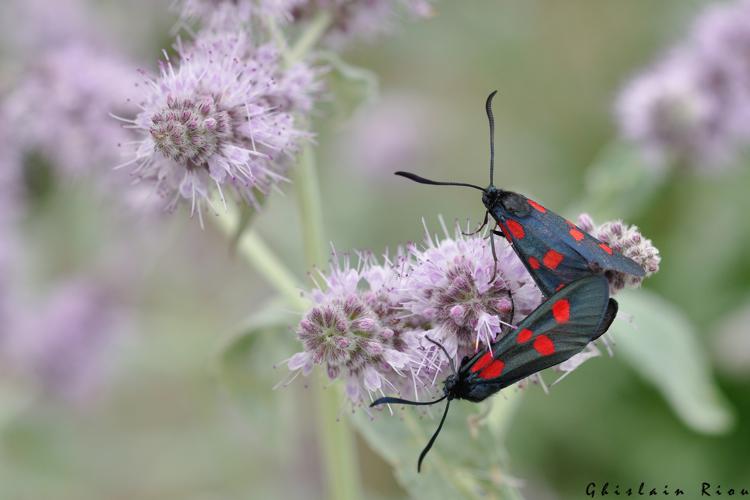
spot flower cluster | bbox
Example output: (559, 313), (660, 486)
(3, 42), (140, 177)
(616, 0), (750, 170)
(175, 0), (433, 46)
(125, 32), (320, 223)
(577, 213), (661, 294)
(289, 218), (656, 408)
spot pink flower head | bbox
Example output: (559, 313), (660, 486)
(577, 213), (661, 294)
(291, 250), (429, 406)
(126, 32), (319, 223)
(402, 222), (542, 363)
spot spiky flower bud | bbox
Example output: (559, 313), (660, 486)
(402, 224), (542, 360)
(126, 32), (319, 223)
(289, 252), (424, 405)
(577, 214), (661, 293)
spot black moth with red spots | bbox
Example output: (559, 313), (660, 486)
(370, 274), (615, 472)
(372, 92), (645, 472)
(395, 91), (645, 301)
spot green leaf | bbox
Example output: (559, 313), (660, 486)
(217, 298), (296, 421)
(350, 391), (525, 499)
(316, 52), (379, 123)
(611, 289), (735, 434)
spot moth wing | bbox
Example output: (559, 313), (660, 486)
(523, 200), (646, 278)
(461, 274), (610, 391)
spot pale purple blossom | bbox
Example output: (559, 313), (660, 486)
(341, 94), (433, 176)
(175, 0), (309, 28)
(290, 218), (660, 409)
(124, 31), (319, 223)
(291, 0), (434, 47)
(402, 223), (542, 362)
(175, 0), (256, 28)
(290, 250), (429, 406)
(4, 280), (124, 403)
(577, 213), (661, 294)
(0, 117), (23, 335)
(0, 0), (92, 57)
(290, 223), (545, 407)
(616, 0), (750, 170)
(3, 42), (141, 177)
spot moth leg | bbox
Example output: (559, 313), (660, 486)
(463, 210), (489, 236)
(488, 224), (499, 283)
(500, 288), (515, 336)
(491, 229), (504, 238)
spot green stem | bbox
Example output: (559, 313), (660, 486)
(294, 145), (363, 500)
(213, 206), (306, 311)
(287, 11), (333, 65)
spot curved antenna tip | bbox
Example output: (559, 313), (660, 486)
(485, 91), (498, 186)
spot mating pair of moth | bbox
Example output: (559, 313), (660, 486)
(371, 92), (646, 472)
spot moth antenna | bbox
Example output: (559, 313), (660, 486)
(486, 90), (498, 186)
(394, 171), (484, 192)
(370, 395), (447, 408)
(425, 336), (457, 375)
(417, 399), (451, 473)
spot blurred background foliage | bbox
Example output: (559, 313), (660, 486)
(2, 0), (750, 498)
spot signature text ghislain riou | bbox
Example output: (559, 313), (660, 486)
(586, 482), (749, 497)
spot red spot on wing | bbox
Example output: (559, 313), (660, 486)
(528, 257), (541, 270)
(556, 284), (566, 291)
(470, 351), (494, 373)
(479, 360), (505, 379)
(499, 223), (512, 242)
(533, 335), (555, 356)
(552, 299), (570, 324)
(569, 228), (584, 241)
(506, 219), (525, 239)
(517, 328), (533, 343)
(599, 243), (613, 255)
(527, 199), (547, 213)
(543, 249), (564, 269)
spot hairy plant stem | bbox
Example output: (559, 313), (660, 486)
(288, 11), (333, 65)
(212, 207), (305, 310)
(222, 11), (361, 499)
(294, 144), (363, 500)
(284, 13), (363, 496)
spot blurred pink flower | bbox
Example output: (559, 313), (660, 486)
(291, 0), (434, 47)
(4, 280), (125, 403)
(175, 0), (257, 28)
(3, 41), (143, 177)
(175, 0), (433, 41)
(0, 0), (92, 56)
(616, 0), (750, 170)
(341, 94), (434, 177)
